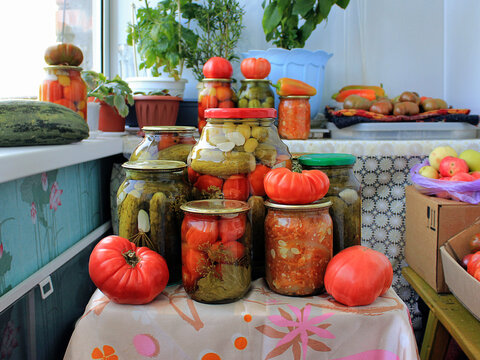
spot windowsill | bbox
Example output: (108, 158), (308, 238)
(0, 135), (123, 184)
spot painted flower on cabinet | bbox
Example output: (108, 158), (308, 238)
(0, 219), (13, 293)
(30, 202), (37, 224)
(0, 320), (19, 359)
(49, 181), (63, 211)
(41, 172), (48, 191)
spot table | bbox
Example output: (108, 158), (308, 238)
(402, 266), (480, 360)
(64, 278), (419, 360)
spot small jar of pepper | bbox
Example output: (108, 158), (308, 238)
(278, 96), (311, 140)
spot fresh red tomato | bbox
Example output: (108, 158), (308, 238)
(263, 167), (329, 205)
(40, 80), (63, 102)
(88, 236), (169, 304)
(248, 164), (271, 196)
(470, 233), (480, 253)
(467, 251), (480, 276)
(219, 213), (246, 243)
(223, 174), (249, 201)
(474, 267), (480, 282)
(240, 57), (271, 79)
(324, 245), (393, 306)
(194, 174), (224, 193)
(462, 253), (474, 269)
(209, 240), (245, 263)
(202, 57), (233, 79)
(44, 43), (84, 66)
(185, 218), (219, 250)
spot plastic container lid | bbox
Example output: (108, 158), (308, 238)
(298, 153), (356, 166)
(204, 108), (277, 119)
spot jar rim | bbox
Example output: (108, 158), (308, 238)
(240, 79), (271, 83)
(142, 126), (196, 133)
(279, 95), (311, 99)
(122, 160), (186, 172)
(44, 65), (83, 71)
(180, 199), (250, 214)
(201, 78), (233, 83)
(205, 108), (276, 119)
(264, 200), (332, 210)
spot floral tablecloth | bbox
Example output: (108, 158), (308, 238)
(64, 278), (419, 360)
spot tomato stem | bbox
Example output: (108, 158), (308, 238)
(123, 250), (139, 267)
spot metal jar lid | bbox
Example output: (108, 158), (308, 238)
(264, 200), (332, 210)
(44, 65), (83, 72)
(142, 126), (196, 133)
(180, 199), (250, 215)
(122, 160), (187, 172)
(279, 95), (311, 99)
(201, 78), (233, 83)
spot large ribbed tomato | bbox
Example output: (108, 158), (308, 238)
(240, 57), (271, 79)
(202, 57), (233, 79)
(263, 167), (329, 204)
(324, 245), (393, 307)
(88, 236), (169, 304)
(44, 43), (84, 66)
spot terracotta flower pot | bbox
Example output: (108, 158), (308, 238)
(134, 95), (181, 128)
(98, 101), (125, 132)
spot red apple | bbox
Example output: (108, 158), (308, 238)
(450, 172), (475, 181)
(438, 177), (451, 181)
(470, 171), (480, 180)
(438, 156), (469, 177)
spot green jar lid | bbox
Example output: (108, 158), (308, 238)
(298, 153), (356, 166)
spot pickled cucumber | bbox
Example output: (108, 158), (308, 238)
(255, 144), (277, 167)
(156, 143), (194, 162)
(191, 151), (255, 176)
(118, 193), (141, 239)
(149, 192), (167, 254)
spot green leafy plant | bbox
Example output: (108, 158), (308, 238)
(262, 0), (350, 50)
(127, 0), (198, 81)
(127, 0), (244, 82)
(82, 71), (134, 118)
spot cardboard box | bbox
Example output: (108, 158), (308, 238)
(440, 221), (480, 321)
(405, 186), (480, 293)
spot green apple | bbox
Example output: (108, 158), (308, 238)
(419, 165), (439, 179)
(428, 146), (458, 170)
(459, 149), (480, 172)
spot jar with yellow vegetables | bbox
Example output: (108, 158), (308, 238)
(237, 79), (274, 108)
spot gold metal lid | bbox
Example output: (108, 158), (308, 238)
(279, 95), (311, 99)
(264, 200), (332, 210)
(240, 79), (271, 83)
(201, 78), (233, 83)
(180, 199), (250, 215)
(122, 160), (186, 172)
(142, 126), (196, 133)
(44, 65), (83, 71)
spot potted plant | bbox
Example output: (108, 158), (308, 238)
(133, 89), (182, 128)
(243, 0), (350, 119)
(82, 70), (134, 133)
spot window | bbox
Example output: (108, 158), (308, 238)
(0, 0), (103, 99)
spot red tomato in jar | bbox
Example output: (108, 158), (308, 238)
(188, 167), (201, 184)
(88, 236), (169, 304)
(219, 213), (246, 243)
(63, 78), (86, 102)
(185, 218), (219, 250)
(216, 86), (233, 101)
(209, 240), (245, 263)
(248, 164), (271, 196)
(201, 94), (219, 109)
(157, 133), (179, 150)
(202, 57), (233, 79)
(324, 245), (393, 306)
(223, 174), (249, 201)
(240, 57), (271, 79)
(54, 98), (76, 111)
(218, 100), (235, 108)
(184, 248), (209, 280)
(194, 174), (224, 193)
(40, 80), (63, 102)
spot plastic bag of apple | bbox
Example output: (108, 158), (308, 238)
(410, 146), (480, 204)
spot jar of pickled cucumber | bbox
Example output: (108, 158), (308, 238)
(278, 96), (311, 140)
(298, 154), (362, 255)
(197, 78), (237, 134)
(187, 107), (291, 280)
(237, 79), (274, 109)
(130, 126), (197, 163)
(265, 200), (333, 296)
(117, 160), (191, 284)
(180, 199), (251, 303)
(39, 66), (87, 121)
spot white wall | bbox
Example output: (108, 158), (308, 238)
(109, 0), (480, 114)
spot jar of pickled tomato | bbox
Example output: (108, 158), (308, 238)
(39, 66), (87, 121)
(298, 153), (362, 255)
(187, 107), (292, 280)
(180, 199), (251, 303)
(264, 200), (333, 296)
(197, 78), (237, 134)
(130, 126), (197, 163)
(278, 96), (311, 140)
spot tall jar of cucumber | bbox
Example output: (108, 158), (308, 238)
(237, 80), (274, 109)
(186, 108), (291, 280)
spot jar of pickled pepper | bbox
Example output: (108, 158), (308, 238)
(117, 160), (191, 284)
(130, 126), (197, 163)
(298, 154), (362, 255)
(278, 96), (311, 140)
(197, 78), (237, 134)
(264, 200), (333, 296)
(237, 79), (274, 109)
(39, 66), (87, 121)
(180, 199), (251, 303)
(187, 108), (292, 280)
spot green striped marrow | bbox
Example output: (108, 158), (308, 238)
(0, 100), (89, 146)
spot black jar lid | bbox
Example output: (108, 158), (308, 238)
(298, 153), (356, 167)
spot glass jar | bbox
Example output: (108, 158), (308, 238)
(130, 126), (197, 163)
(39, 66), (87, 121)
(117, 160), (191, 284)
(278, 96), (311, 140)
(180, 199), (251, 303)
(237, 79), (274, 108)
(187, 108), (292, 280)
(264, 200), (333, 296)
(298, 153), (362, 255)
(197, 78), (237, 135)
